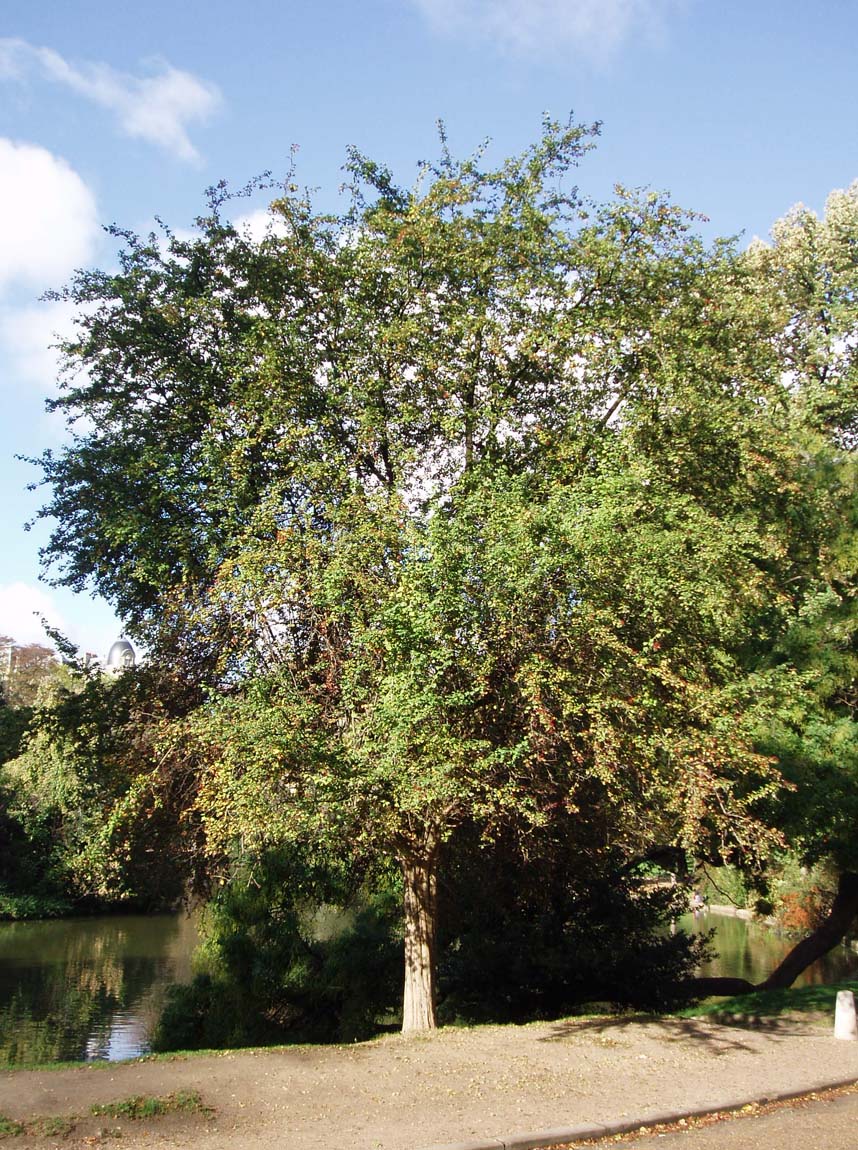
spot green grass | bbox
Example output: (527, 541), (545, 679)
(0, 892), (73, 921)
(90, 1090), (208, 1120)
(31, 1116), (75, 1137)
(678, 980), (858, 1021)
(0, 1114), (24, 1138)
(0, 1090), (210, 1140)
(0, 1055), (115, 1073)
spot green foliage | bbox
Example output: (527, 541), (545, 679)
(155, 832), (713, 1053)
(698, 865), (755, 910)
(0, 660), (199, 915)
(0, 1113), (24, 1137)
(27, 122), (858, 1022)
(762, 856), (837, 933)
(0, 749), (72, 918)
(0, 703), (30, 768)
(0, 642), (59, 710)
(752, 572), (858, 873)
(0, 891), (72, 920)
(32, 1117), (75, 1138)
(745, 183), (858, 445)
(0, 1093), (204, 1143)
(735, 189), (858, 886)
(33, 119), (789, 849)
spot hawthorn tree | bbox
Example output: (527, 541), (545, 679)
(32, 120), (796, 1029)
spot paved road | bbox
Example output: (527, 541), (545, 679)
(615, 1089), (858, 1150)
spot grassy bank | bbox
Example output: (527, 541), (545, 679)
(679, 980), (858, 1021)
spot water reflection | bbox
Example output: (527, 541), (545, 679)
(0, 914), (198, 1065)
(681, 910), (858, 987)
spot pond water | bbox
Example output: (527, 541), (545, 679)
(1, 909), (856, 1065)
(0, 913), (198, 1065)
(679, 909), (858, 987)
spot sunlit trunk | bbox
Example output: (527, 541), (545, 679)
(400, 843), (439, 1034)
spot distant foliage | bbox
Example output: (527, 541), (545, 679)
(0, 638), (58, 710)
(0, 659), (198, 917)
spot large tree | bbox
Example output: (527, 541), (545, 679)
(32, 121), (793, 1029)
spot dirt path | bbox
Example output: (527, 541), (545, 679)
(2, 1013), (858, 1149)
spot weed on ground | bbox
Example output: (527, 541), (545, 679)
(91, 1090), (209, 1119)
(0, 1090), (211, 1139)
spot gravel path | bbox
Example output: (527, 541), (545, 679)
(2, 1013), (857, 1149)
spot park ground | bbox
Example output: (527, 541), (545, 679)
(2, 1008), (858, 1150)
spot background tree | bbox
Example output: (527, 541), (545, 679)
(0, 637), (58, 709)
(0, 635), (67, 917)
(733, 187), (858, 988)
(683, 184), (858, 996)
(1, 650), (204, 916)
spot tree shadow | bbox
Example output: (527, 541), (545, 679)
(538, 1012), (823, 1055)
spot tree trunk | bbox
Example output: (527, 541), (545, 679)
(400, 843), (439, 1034)
(758, 870), (858, 990)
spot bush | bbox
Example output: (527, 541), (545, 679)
(0, 887), (72, 920)
(156, 827), (714, 1052)
(437, 825), (711, 1022)
(769, 856), (835, 935)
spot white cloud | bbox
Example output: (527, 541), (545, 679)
(0, 38), (220, 162)
(0, 582), (123, 657)
(233, 207), (291, 242)
(411, 0), (683, 58)
(0, 582), (69, 648)
(0, 139), (99, 295)
(0, 299), (79, 392)
(0, 141), (98, 398)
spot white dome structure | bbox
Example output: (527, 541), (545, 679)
(105, 638), (136, 674)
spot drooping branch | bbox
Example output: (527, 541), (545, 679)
(683, 870), (858, 1001)
(687, 976), (757, 996)
(758, 870), (858, 990)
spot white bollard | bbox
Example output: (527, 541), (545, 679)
(834, 990), (858, 1040)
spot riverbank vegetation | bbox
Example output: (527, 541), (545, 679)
(0, 650), (199, 918)
(3, 118), (858, 1040)
(151, 835), (709, 1052)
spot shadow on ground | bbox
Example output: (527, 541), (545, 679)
(538, 1013), (823, 1055)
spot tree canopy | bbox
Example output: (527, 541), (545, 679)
(29, 122), (858, 1028)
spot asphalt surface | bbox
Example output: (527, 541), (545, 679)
(613, 1088), (858, 1150)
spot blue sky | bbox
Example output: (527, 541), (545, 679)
(1, 0), (856, 657)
